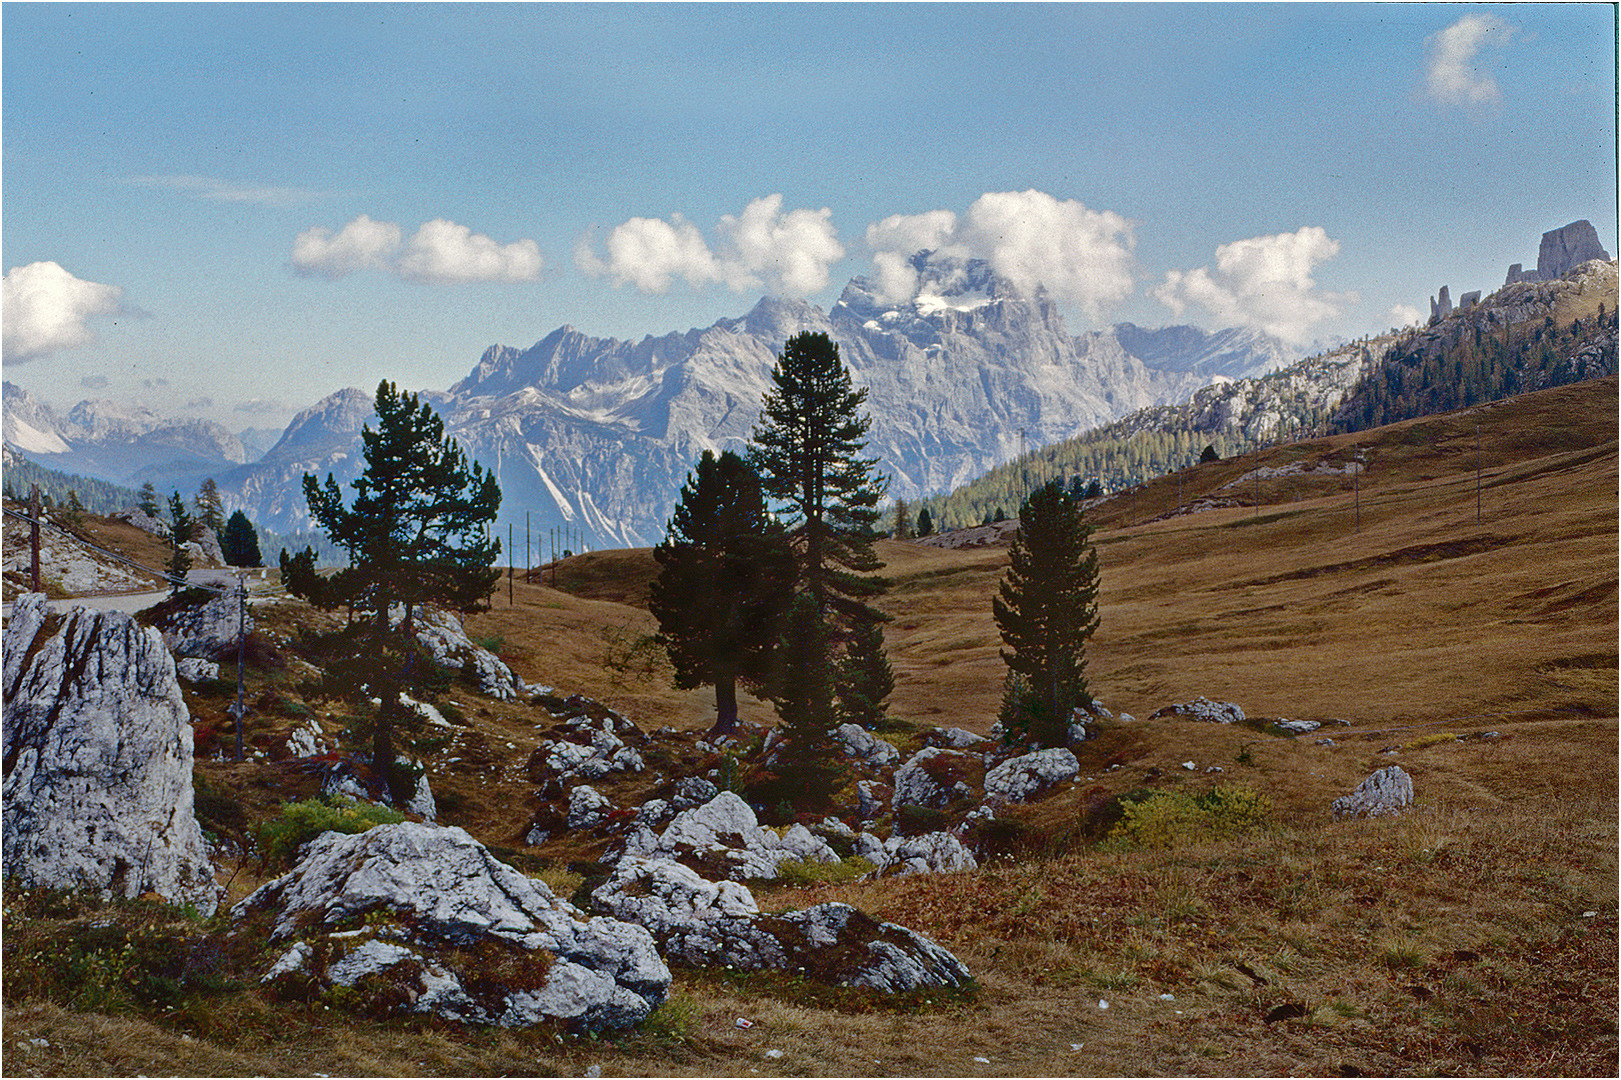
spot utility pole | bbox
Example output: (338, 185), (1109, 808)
(29, 484), (41, 593)
(509, 523), (514, 606)
(1476, 424), (1482, 524)
(1354, 444), (1362, 531)
(234, 572), (247, 762)
(526, 512), (531, 584)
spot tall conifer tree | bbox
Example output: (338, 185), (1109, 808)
(285, 380), (501, 802)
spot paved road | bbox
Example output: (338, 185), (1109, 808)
(1, 568), (277, 620)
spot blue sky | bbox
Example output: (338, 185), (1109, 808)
(3, 3), (1615, 431)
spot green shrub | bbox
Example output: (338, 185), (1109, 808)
(1108, 785), (1272, 849)
(255, 795), (406, 869)
(773, 856), (876, 888)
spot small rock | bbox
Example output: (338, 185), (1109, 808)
(1097, 999), (1109, 1010)
(1315, 738), (1335, 747)
(973, 1056), (991, 1064)
(1150, 697), (1245, 724)
(1181, 761), (1196, 771)
(764, 1050), (783, 1060)
(1331, 765), (1414, 819)
(1159, 992), (1175, 1001)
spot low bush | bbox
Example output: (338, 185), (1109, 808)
(1107, 784), (1272, 849)
(774, 856), (876, 888)
(255, 795), (406, 869)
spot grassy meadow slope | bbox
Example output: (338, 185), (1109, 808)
(3, 378), (1615, 1076)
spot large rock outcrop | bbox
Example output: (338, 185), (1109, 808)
(1331, 766), (1414, 820)
(2, 594), (220, 913)
(402, 606), (524, 701)
(591, 856), (972, 993)
(235, 822), (670, 1032)
(1504, 220), (1613, 286)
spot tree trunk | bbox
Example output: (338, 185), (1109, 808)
(712, 675), (739, 735)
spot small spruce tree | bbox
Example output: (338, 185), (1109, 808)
(222, 509), (264, 567)
(195, 478), (225, 535)
(916, 505), (934, 537)
(836, 613), (894, 730)
(138, 481), (160, 519)
(992, 479), (1101, 747)
(166, 491), (194, 591)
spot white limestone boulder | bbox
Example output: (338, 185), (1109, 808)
(590, 858), (972, 994)
(984, 747), (1080, 804)
(620, 792), (838, 882)
(2, 594), (220, 913)
(1149, 697), (1247, 724)
(235, 822), (669, 1032)
(1332, 766), (1414, 820)
(835, 723), (901, 769)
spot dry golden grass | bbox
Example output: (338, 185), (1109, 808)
(5, 378), (1616, 1076)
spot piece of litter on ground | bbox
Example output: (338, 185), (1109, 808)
(1070, 1043), (1084, 1051)
(1182, 760), (1196, 770)
(735, 1017), (754, 1029)
(1176, 1010), (1184, 1015)
(973, 1057), (991, 1064)
(1159, 992), (1175, 1001)
(1582, 910), (1597, 917)
(1097, 999), (1109, 1010)
(764, 1050), (783, 1060)
(27, 1039), (49, 1048)
(583, 1067), (601, 1078)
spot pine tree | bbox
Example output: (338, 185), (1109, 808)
(748, 331), (888, 624)
(195, 478), (225, 535)
(747, 330), (891, 725)
(771, 591), (843, 807)
(166, 491), (194, 591)
(916, 505), (934, 537)
(286, 380), (502, 803)
(63, 489), (85, 527)
(222, 509), (264, 567)
(892, 497), (911, 540)
(649, 450), (792, 735)
(138, 481), (160, 519)
(992, 480), (1101, 747)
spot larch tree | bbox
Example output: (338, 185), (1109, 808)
(195, 478), (225, 535)
(649, 450), (793, 735)
(992, 479), (1101, 748)
(283, 380), (502, 803)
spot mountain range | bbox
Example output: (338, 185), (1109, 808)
(5, 251), (1303, 548)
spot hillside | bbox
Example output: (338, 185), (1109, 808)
(4, 377), (1614, 1076)
(917, 258), (1616, 532)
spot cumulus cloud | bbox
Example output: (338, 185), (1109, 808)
(2, 262), (126, 362)
(291, 215), (403, 279)
(234, 398), (288, 415)
(397, 219), (543, 284)
(577, 195), (846, 297)
(862, 191), (1137, 320)
(1426, 14), (1515, 106)
(1154, 227), (1351, 344)
(80, 375), (110, 390)
(575, 214), (719, 292)
(291, 216), (541, 283)
(864, 210), (961, 302)
(186, 396), (214, 410)
(1389, 304), (1424, 328)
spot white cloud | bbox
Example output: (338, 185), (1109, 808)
(291, 216), (541, 283)
(577, 214), (721, 292)
(124, 174), (328, 207)
(862, 191), (1136, 321)
(291, 215), (403, 279)
(864, 210), (961, 302)
(1154, 227), (1351, 344)
(1389, 303), (1423, 328)
(578, 195), (845, 297)
(715, 195), (846, 295)
(234, 398), (288, 415)
(397, 219), (543, 284)
(1426, 14), (1515, 107)
(2, 262), (126, 362)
